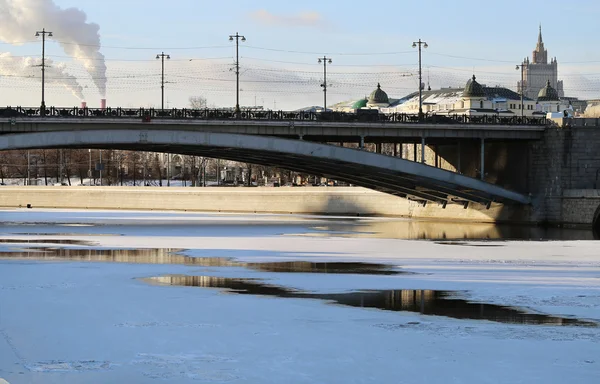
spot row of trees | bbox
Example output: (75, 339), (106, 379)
(0, 148), (312, 187)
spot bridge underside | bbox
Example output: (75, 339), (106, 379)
(0, 130), (530, 207)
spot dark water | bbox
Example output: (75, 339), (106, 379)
(0, 245), (407, 275)
(1, 216), (597, 240)
(311, 220), (599, 241)
(144, 275), (598, 327)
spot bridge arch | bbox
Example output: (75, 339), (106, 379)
(0, 129), (529, 206)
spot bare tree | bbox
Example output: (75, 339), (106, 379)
(189, 96), (208, 109)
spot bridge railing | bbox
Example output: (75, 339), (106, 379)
(1, 106), (548, 126)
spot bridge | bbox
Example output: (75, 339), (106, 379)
(0, 106), (548, 207)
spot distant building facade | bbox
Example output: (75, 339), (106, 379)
(518, 26), (564, 100)
(333, 75), (571, 118)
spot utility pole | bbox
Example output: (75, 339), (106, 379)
(229, 32), (246, 117)
(99, 150), (103, 186)
(35, 28), (52, 117)
(156, 52), (170, 186)
(167, 154), (170, 187)
(516, 63), (527, 119)
(36, 29), (54, 184)
(412, 39), (428, 121)
(156, 52), (170, 110)
(26, 151), (30, 186)
(88, 149), (92, 186)
(318, 56), (332, 111)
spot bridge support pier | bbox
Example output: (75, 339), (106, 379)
(393, 143), (399, 157)
(421, 137), (426, 164)
(359, 136), (364, 150)
(375, 143), (382, 154)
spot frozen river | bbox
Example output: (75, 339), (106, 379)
(0, 209), (599, 383)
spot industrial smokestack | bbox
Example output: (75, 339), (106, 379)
(100, 99), (106, 110)
(81, 101), (87, 109)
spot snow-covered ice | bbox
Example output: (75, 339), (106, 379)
(0, 209), (599, 383)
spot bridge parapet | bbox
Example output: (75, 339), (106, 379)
(1, 106), (548, 126)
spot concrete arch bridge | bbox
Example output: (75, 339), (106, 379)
(0, 129), (531, 207)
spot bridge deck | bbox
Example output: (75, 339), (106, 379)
(2, 118), (546, 141)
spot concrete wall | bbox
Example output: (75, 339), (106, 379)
(0, 186), (530, 224)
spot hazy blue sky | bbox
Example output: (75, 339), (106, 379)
(1, 0), (600, 109)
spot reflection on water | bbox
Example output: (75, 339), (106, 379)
(144, 275), (598, 327)
(306, 220), (599, 241)
(0, 246), (405, 275)
(0, 239), (94, 245)
(0, 247), (227, 266)
(245, 261), (408, 275)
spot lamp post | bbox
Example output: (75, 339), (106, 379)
(35, 28), (52, 117)
(156, 52), (170, 110)
(229, 32), (246, 117)
(412, 39), (428, 121)
(516, 63), (527, 118)
(318, 56), (332, 111)
(99, 150), (103, 186)
(26, 151), (30, 186)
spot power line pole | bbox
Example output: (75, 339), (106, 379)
(229, 32), (246, 117)
(318, 56), (332, 111)
(516, 63), (527, 119)
(36, 28), (57, 184)
(35, 28), (52, 117)
(156, 52), (170, 110)
(156, 52), (171, 186)
(412, 39), (428, 122)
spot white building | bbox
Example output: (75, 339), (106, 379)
(334, 75), (571, 118)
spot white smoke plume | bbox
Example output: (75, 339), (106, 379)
(0, 52), (85, 100)
(0, 0), (107, 96)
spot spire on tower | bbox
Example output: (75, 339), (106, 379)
(532, 24), (548, 64)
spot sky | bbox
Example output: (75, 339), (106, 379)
(1, 0), (600, 110)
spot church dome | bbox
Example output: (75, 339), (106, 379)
(368, 83), (389, 105)
(463, 75), (486, 98)
(537, 80), (559, 101)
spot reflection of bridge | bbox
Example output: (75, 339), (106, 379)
(0, 106), (548, 206)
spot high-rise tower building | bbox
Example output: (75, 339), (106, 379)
(518, 25), (564, 100)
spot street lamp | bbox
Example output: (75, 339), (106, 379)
(229, 32), (246, 117)
(156, 52), (170, 110)
(318, 56), (332, 111)
(516, 63), (527, 118)
(412, 39), (428, 121)
(35, 28), (52, 117)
